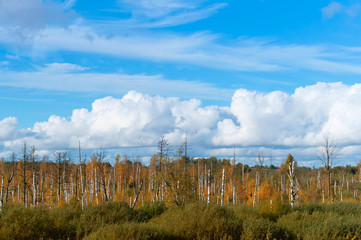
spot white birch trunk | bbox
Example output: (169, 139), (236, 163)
(221, 169), (225, 206)
(233, 185), (236, 205)
(33, 170), (36, 207)
(289, 160), (296, 208)
(0, 175), (4, 211)
(207, 169), (211, 204)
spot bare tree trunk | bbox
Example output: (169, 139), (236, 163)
(221, 169), (225, 206)
(22, 143), (28, 207)
(289, 160), (296, 208)
(63, 167), (68, 203)
(253, 172), (258, 207)
(33, 170), (36, 207)
(0, 175), (4, 211)
(94, 167), (98, 205)
(341, 183), (343, 202)
(131, 182), (143, 208)
(40, 170), (43, 203)
(50, 172), (53, 202)
(207, 169), (211, 204)
(242, 160), (245, 187)
(31, 146), (37, 207)
(233, 185), (236, 205)
(5, 154), (15, 204)
(78, 142), (85, 209)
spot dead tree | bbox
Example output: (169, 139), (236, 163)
(30, 146), (38, 207)
(97, 149), (109, 202)
(53, 152), (67, 204)
(286, 154), (299, 208)
(78, 142), (85, 209)
(207, 169), (211, 204)
(221, 168), (225, 206)
(4, 153), (16, 204)
(318, 134), (337, 200)
(21, 142), (28, 206)
(257, 151), (265, 167)
(131, 181), (143, 208)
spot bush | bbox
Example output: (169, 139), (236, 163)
(135, 202), (167, 222)
(277, 210), (361, 240)
(85, 223), (174, 240)
(152, 202), (243, 240)
(0, 205), (51, 240)
(76, 202), (135, 238)
(48, 203), (82, 240)
(242, 216), (288, 240)
(258, 201), (292, 221)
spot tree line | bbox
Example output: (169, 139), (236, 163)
(0, 135), (360, 210)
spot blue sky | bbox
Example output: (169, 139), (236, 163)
(1, 0), (361, 165)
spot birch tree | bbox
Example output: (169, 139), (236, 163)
(285, 154), (299, 208)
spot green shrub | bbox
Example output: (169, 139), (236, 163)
(258, 201), (292, 221)
(295, 202), (361, 216)
(135, 202), (167, 222)
(0, 205), (51, 240)
(242, 216), (288, 240)
(152, 202), (243, 240)
(48, 203), (82, 240)
(277, 210), (361, 240)
(76, 202), (135, 238)
(85, 223), (174, 240)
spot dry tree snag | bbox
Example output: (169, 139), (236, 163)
(318, 134), (337, 201)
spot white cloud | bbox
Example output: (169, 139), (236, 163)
(0, 117), (19, 141)
(5, 54), (19, 60)
(0, 0), (76, 44)
(120, 0), (203, 18)
(1, 2), (361, 74)
(0, 63), (232, 100)
(322, 2), (361, 18)
(5, 91), (226, 150)
(1, 25), (356, 74)
(118, 0), (225, 20)
(213, 82), (361, 148)
(104, 1), (227, 28)
(62, 0), (77, 10)
(3, 82), (361, 165)
(41, 63), (89, 73)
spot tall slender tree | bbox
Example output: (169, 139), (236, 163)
(318, 134), (337, 200)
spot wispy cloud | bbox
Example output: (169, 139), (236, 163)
(19, 25), (361, 74)
(95, 2), (227, 29)
(0, 63), (233, 100)
(118, 0), (223, 19)
(2, 1), (361, 75)
(62, 0), (77, 10)
(321, 1), (361, 18)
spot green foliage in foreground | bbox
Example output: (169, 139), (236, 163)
(1, 202), (361, 239)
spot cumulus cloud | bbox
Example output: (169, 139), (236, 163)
(0, 117), (19, 141)
(213, 82), (361, 148)
(5, 91), (226, 151)
(3, 82), (361, 164)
